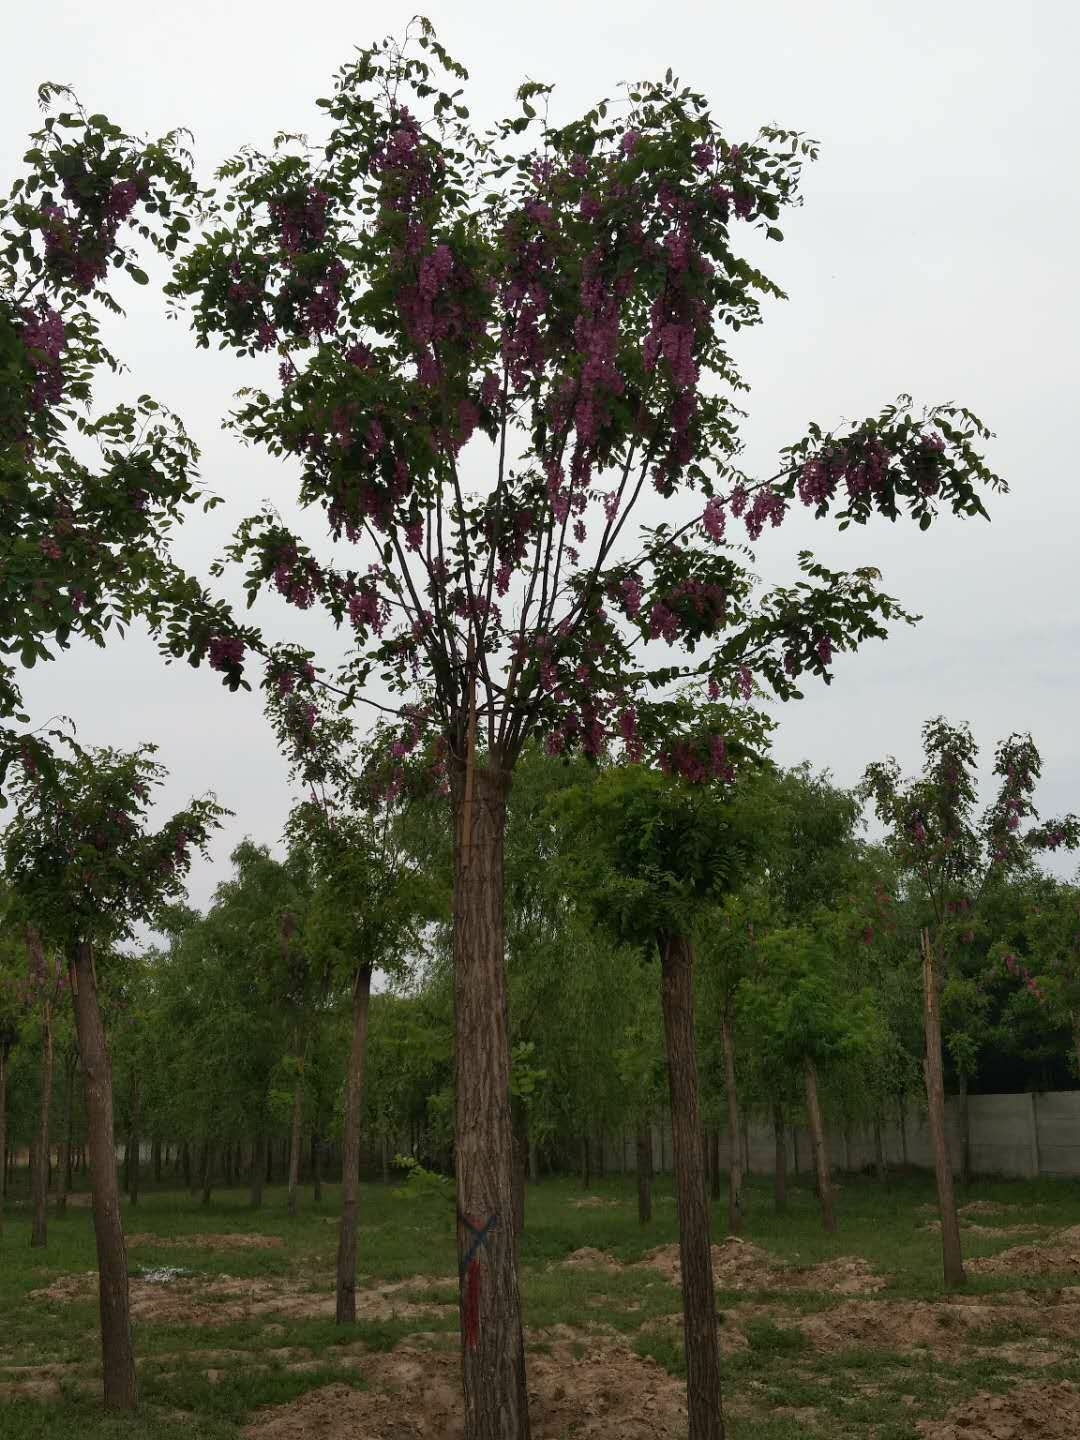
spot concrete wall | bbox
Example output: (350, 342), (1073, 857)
(594, 1090), (1080, 1180)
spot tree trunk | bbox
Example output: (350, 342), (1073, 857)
(843, 1125), (852, 1174)
(287, 1049), (304, 1218)
(803, 1057), (836, 1234)
(922, 930), (965, 1287)
(201, 1139), (213, 1207)
(0, 1045), (7, 1237)
(528, 1140), (538, 1183)
(773, 1107), (787, 1214)
(451, 760), (529, 1440)
(636, 1122), (653, 1224)
(181, 1141), (191, 1191)
(898, 1098), (909, 1166)
(312, 1131), (323, 1204)
(580, 1134), (591, 1188)
(31, 996), (53, 1247)
(958, 1072), (971, 1188)
(57, 1054), (75, 1216)
(709, 1128), (721, 1202)
(660, 933), (725, 1440)
(380, 1134), (390, 1185)
(791, 1126), (800, 1175)
(152, 1137), (161, 1186)
(873, 1115), (886, 1185)
(720, 1013), (742, 1235)
(510, 1097), (528, 1253)
(127, 1081), (140, 1209)
(223, 1139), (234, 1189)
(336, 963), (372, 1324)
(69, 942), (137, 1410)
(251, 1130), (267, 1210)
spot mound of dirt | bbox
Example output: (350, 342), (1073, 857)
(968, 1244), (1080, 1278)
(638, 1239), (884, 1294)
(30, 1272), (456, 1327)
(241, 1339), (689, 1439)
(917, 1380), (1080, 1439)
(559, 1247), (621, 1269)
(799, 1299), (993, 1353)
(958, 1201), (1022, 1217)
(127, 1233), (285, 1251)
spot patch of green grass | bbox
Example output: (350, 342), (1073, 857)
(743, 1317), (808, 1355)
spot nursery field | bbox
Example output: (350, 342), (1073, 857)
(5, 1172), (1080, 1440)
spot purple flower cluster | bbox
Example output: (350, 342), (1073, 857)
(19, 304), (66, 410)
(208, 634), (246, 672)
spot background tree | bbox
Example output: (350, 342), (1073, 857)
(1, 742), (226, 1410)
(863, 718), (1079, 1287)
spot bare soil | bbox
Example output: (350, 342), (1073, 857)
(917, 1380), (1080, 1439)
(29, 1271), (457, 1326)
(241, 1338), (690, 1440)
(126, 1232), (285, 1250)
(638, 1238), (886, 1294)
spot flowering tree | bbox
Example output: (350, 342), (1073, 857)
(164, 21), (1003, 1433)
(862, 718), (1079, 1286)
(1, 743), (226, 1409)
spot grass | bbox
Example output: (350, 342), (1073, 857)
(3, 1167), (1080, 1437)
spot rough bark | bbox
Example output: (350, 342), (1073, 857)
(70, 942), (137, 1409)
(451, 760), (529, 1440)
(31, 996), (53, 1247)
(773, 1107), (787, 1214)
(922, 929), (966, 1286)
(336, 963), (372, 1324)
(636, 1122), (653, 1224)
(720, 1013), (742, 1235)
(803, 1057), (836, 1234)
(660, 932), (725, 1440)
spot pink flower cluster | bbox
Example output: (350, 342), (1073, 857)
(1004, 952), (1046, 1004)
(19, 304), (66, 409)
(208, 635), (246, 672)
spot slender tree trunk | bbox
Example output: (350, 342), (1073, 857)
(152, 1137), (161, 1186)
(312, 1131), (323, 1204)
(380, 1134), (390, 1185)
(451, 760), (529, 1440)
(803, 1057), (836, 1234)
(251, 1129), (267, 1210)
(31, 996), (53, 1247)
(182, 1141), (191, 1191)
(57, 1055), (75, 1216)
(510, 1097), (528, 1253)
(636, 1121), (653, 1224)
(898, 1098), (909, 1167)
(127, 1081), (139, 1209)
(873, 1115), (886, 1185)
(922, 930), (965, 1286)
(791, 1126), (800, 1175)
(740, 1110), (750, 1178)
(958, 1073), (971, 1188)
(336, 963), (372, 1324)
(709, 1128), (721, 1202)
(580, 1134), (591, 1188)
(843, 1124), (852, 1174)
(720, 1013), (741, 1234)
(287, 1045), (304, 1218)
(659, 933), (724, 1440)
(223, 1139), (234, 1189)
(69, 942), (137, 1410)
(0, 1044), (7, 1237)
(528, 1140), (538, 1183)
(773, 1107), (787, 1214)
(201, 1139), (213, 1207)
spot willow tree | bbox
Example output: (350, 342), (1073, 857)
(165, 20), (1002, 1435)
(2, 744), (225, 1409)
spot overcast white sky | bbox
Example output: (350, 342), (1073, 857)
(5, 0), (1079, 910)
